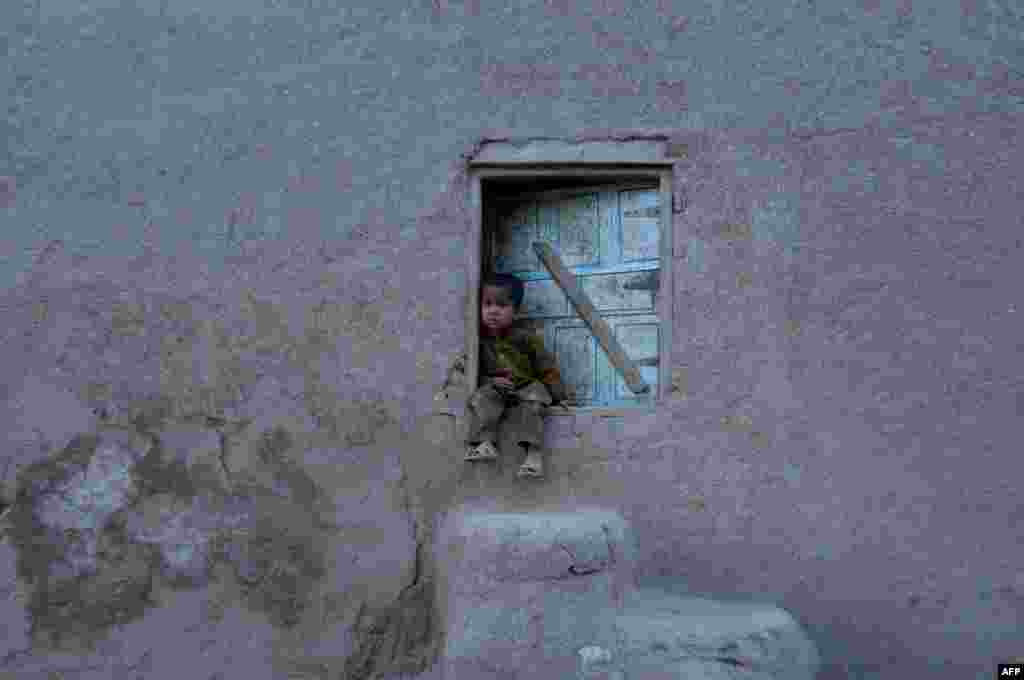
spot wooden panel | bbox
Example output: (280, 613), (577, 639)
(493, 200), (538, 273)
(620, 188), (661, 262)
(538, 199), (559, 247)
(579, 271), (656, 312)
(612, 319), (660, 400)
(549, 192), (600, 267)
(533, 241), (650, 396)
(522, 278), (568, 317)
(553, 323), (597, 405)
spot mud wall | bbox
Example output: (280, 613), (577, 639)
(2, 1), (1022, 678)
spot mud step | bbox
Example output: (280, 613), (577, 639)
(434, 504), (821, 679)
(433, 504), (636, 679)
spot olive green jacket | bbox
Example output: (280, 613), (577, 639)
(479, 321), (569, 404)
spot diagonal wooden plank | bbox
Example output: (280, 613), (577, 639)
(532, 241), (650, 395)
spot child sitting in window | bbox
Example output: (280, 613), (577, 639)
(465, 272), (569, 479)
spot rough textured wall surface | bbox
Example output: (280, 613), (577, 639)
(2, 0), (1022, 678)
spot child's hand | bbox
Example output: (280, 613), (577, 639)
(491, 377), (515, 390)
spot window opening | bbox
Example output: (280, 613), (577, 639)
(470, 168), (673, 411)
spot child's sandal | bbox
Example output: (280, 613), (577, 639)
(517, 454), (544, 479)
(465, 441), (499, 461)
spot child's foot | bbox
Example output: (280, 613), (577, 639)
(465, 440), (499, 462)
(517, 449), (544, 479)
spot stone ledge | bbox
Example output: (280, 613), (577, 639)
(616, 588), (821, 679)
(434, 505), (821, 679)
(470, 139), (672, 165)
(434, 505), (636, 679)
(438, 506), (635, 588)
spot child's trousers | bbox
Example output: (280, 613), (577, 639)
(466, 380), (553, 448)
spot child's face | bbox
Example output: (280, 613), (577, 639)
(481, 285), (518, 334)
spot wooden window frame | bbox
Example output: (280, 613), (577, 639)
(466, 160), (674, 415)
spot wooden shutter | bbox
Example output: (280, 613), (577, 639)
(486, 181), (661, 407)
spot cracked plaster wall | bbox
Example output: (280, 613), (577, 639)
(2, 1), (1023, 679)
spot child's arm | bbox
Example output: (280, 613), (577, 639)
(527, 335), (570, 404)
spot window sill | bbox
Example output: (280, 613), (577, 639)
(542, 404), (655, 417)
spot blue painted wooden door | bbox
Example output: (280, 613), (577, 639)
(488, 182), (661, 407)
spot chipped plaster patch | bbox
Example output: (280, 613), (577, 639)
(9, 432), (154, 593)
(123, 494), (219, 586)
(717, 222), (753, 241)
(5, 410), (336, 646)
(36, 436), (143, 533)
(2, 376), (97, 503)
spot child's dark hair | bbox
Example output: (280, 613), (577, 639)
(482, 272), (525, 309)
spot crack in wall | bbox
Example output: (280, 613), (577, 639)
(216, 431), (232, 489)
(556, 542), (581, 575)
(558, 539), (605, 577)
(601, 524), (617, 567)
(342, 466), (441, 679)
